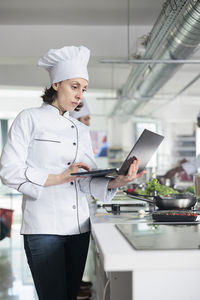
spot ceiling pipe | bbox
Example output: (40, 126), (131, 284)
(147, 71), (200, 116)
(100, 59), (200, 64)
(109, 0), (200, 117)
(135, 0), (200, 99)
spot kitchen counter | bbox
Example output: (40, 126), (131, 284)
(89, 194), (200, 300)
(90, 202), (200, 270)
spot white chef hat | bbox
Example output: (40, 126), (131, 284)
(38, 45), (90, 84)
(69, 98), (91, 119)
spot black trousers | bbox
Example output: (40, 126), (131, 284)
(24, 232), (90, 300)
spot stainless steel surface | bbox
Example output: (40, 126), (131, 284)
(194, 173), (200, 198)
(126, 193), (197, 209)
(104, 205), (145, 213)
(90, 202), (151, 225)
(135, 0), (200, 100)
(100, 59), (200, 64)
(154, 197), (196, 209)
(110, 0), (200, 116)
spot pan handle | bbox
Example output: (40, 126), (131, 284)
(126, 194), (155, 204)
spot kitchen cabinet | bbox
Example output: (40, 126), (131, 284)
(173, 134), (196, 161)
(94, 240), (132, 300)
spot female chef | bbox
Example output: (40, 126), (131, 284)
(0, 45), (145, 300)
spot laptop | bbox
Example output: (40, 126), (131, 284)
(71, 129), (164, 178)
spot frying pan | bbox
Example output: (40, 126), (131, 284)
(125, 192), (197, 210)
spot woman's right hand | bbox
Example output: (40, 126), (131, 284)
(107, 159), (145, 189)
(44, 162), (90, 186)
(60, 162), (90, 183)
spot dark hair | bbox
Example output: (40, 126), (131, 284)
(41, 86), (83, 111)
(41, 86), (57, 104)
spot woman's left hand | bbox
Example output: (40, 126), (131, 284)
(107, 159), (145, 189)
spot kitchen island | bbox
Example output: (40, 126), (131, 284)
(89, 194), (200, 300)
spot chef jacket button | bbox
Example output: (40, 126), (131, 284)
(73, 142), (76, 145)
(67, 162), (71, 165)
(70, 182), (74, 185)
(72, 205), (76, 209)
(71, 125), (75, 128)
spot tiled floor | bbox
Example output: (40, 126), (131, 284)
(0, 223), (38, 300)
(0, 191), (96, 300)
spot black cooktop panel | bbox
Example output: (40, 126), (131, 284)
(116, 223), (200, 250)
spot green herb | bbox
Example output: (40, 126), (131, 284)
(184, 185), (195, 194)
(135, 178), (179, 196)
(134, 188), (146, 195)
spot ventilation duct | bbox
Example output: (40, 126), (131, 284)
(113, 0), (200, 115)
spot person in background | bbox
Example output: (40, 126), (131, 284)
(70, 98), (91, 127)
(95, 135), (107, 157)
(165, 113), (200, 181)
(164, 156), (200, 180)
(0, 45), (145, 300)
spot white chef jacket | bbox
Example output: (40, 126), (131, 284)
(182, 154), (200, 175)
(0, 103), (116, 235)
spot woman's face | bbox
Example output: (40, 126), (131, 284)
(52, 78), (88, 115)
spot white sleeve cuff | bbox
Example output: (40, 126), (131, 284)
(182, 162), (197, 175)
(25, 167), (49, 186)
(182, 154), (200, 175)
(89, 177), (117, 202)
(18, 181), (43, 199)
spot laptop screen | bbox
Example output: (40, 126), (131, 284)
(70, 128), (164, 178)
(118, 129), (164, 175)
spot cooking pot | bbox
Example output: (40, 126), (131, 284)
(125, 192), (197, 210)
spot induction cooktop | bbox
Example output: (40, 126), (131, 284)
(116, 223), (200, 250)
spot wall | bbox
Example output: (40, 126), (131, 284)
(0, 25), (150, 88)
(0, 87), (112, 134)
